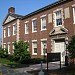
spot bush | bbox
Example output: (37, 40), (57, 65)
(7, 55), (14, 61)
(30, 58), (43, 64)
(19, 54), (31, 64)
(0, 47), (8, 58)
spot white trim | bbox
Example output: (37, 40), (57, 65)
(16, 19), (20, 42)
(24, 21), (29, 23)
(41, 38), (47, 41)
(3, 27), (6, 29)
(32, 40), (37, 55)
(12, 23), (16, 26)
(13, 24), (16, 35)
(8, 43), (10, 54)
(41, 15), (47, 31)
(25, 23), (29, 34)
(72, 4), (75, 7)
(32, 19), (37, 33)
(8, 26), (10, 27)
(41, 38), (47, 55)
(3, 29), (6, 38)
(8, 26), (11, 37)
(2, 27), (3, 48)
(73, 7), (75, 24)
(3, 43), (6, 44)
(32, 18), (37, 21)
(53, 8), (64, 27)
(40, 14), (46, 18)
(8, 42), (10, 44)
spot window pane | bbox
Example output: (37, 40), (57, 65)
(41, 16), (46, 30)
(25, 23), (29, 34)
(56, 18), (62, 26)
(56, 10), (62, 26)
(34, 48), (37, 53)
(33, 20), (37, 31)
(8, 27), (11, 36)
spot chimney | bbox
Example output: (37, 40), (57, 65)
(8, 7), (15, 13)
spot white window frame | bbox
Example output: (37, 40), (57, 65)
(3, 43), (6, 49)
(41, 39), (47, 55)
(41, 15), (46, 31)
(73, 7), (75, 24)
(53, 8), (63, 27)
(32, 18), (37, 32)
(25, 23), (29, 34)
(3, 29), (6, 38)
(32, 40), (37, 55)
(8, 42), (10, 54)
(55, 10), (62, 27)
(12, 42), (14, 53)
(13, 23), (17, 35)
(8, 26), (11, 37)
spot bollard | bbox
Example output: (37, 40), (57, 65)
(38, 61), (44, 75)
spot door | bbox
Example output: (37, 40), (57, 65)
(54, 40), (65, 63)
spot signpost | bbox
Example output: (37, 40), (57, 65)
(47, 53), (61, 72)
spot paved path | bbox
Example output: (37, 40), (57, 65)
(0, 64), (32, 75)
(15, 62), (65, 72)
(0, 63), (65, 75)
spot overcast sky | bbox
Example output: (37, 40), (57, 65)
(0, 0), (58, 38)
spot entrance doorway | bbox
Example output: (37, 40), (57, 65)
(54, 39), (65, 63)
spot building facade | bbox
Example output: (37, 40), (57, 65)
(2, 0), (75, 63)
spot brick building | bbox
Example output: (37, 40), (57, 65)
(2, 0), (75, 63)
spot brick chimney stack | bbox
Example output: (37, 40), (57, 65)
(8, 7), (15, 13)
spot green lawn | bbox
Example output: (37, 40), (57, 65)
(0, 58), (29, 68)
(0, 58), (19, 67)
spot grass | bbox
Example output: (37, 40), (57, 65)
(0, 58), (29, 68)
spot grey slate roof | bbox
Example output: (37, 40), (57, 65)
(8, 13), (23, 18)
(22, 0), (72, 19)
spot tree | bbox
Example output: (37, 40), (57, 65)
(13, 41), (31, 62)
(68, 35), (75, 64)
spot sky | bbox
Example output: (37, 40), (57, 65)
(0, 0), (58, 38)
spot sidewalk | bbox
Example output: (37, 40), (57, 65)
(15, 62), (65, 73)
(0, 63), (65, 75)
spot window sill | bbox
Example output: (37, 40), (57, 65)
(32, 31), (37, 33)
(25, 33), (29, 35)
(41, 29), (47, 31)
(32, 53), (37, 55)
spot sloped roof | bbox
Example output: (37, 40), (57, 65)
(22, 0), (72, 19)
(2, 13), (23, 25)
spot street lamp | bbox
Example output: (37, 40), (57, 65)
(65, 39), (68, 66)
(43, 42), (47, 62)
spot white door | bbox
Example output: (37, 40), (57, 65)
(55, 42), (65, 63)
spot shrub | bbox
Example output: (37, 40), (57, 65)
(7, 55), (14, 61)
(30, 58), (43, 64)
(0, 47), (8, 58)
